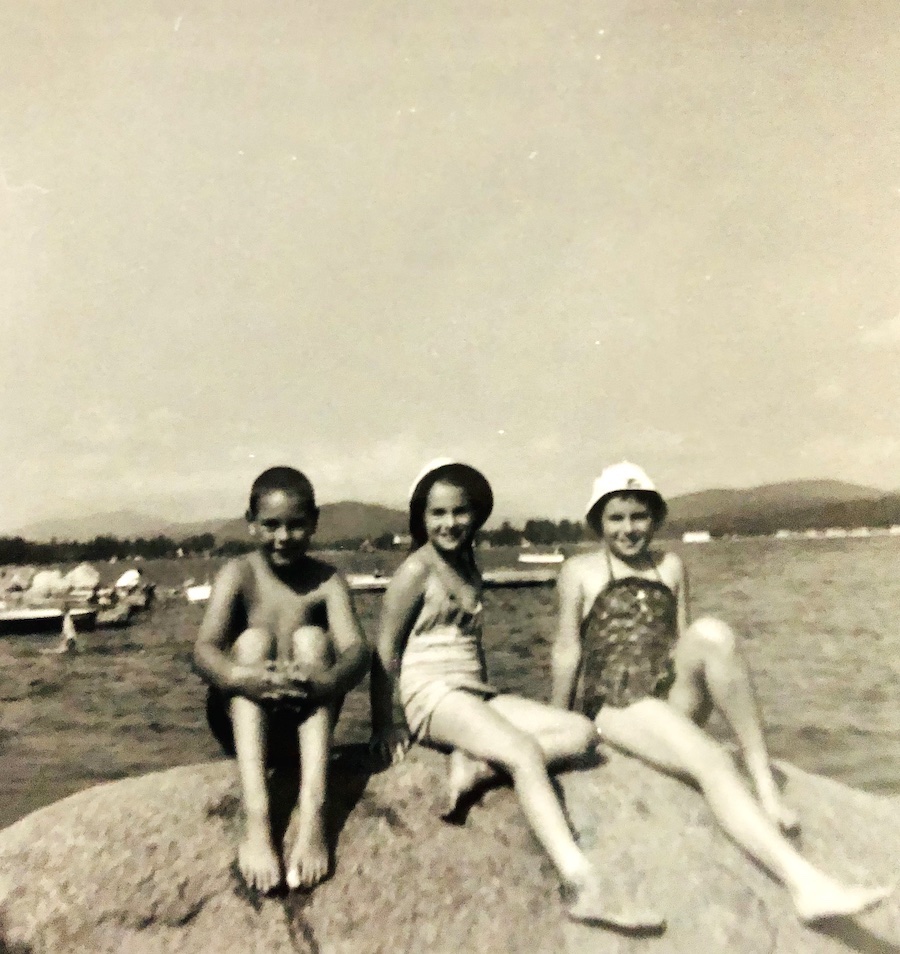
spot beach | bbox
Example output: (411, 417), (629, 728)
(1, 537), (898, 832)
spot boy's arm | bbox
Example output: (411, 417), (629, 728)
(369, 560), (426, 759)
(308, 573), (370, 699)
(193, 560), (246, 690)
(551, 559), (584, 711)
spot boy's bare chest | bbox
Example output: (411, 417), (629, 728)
(244, 570), (325, 638)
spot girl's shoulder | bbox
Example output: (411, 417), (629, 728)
(389, 551), (432, 594)
(654, 549), (684, 588)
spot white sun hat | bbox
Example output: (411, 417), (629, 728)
(408, 458), (494, 546)
(584, 461), (667, 534)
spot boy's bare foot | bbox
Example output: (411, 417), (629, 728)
(238, 816), (282, 893)
(562, 875), (666, 933)
(285, 809), (331, 890)
(792, 877), (892, 924)
(441, 750), (495, 824)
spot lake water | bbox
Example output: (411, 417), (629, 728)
(1, 537), (898, 830)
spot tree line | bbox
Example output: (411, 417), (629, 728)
(0, 518), (592, 565)
(0, 533), (224, 566)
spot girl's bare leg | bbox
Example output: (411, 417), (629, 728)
(285, 626), (334, 890)
(230, 627), (282, 893)
(596, 698), (890, 923)
(443, 694), (597, 818)
(668, 616), (799, 833)
(428, 691), (664, 930)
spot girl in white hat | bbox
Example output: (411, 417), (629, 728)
(370, 459), (665, 931)
(551, 462), (890, 923)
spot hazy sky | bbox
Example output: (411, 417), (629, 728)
(2, 0), (899, 530)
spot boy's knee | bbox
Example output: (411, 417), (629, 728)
(689, 616), (738, 657)
(233, 627), (276, 663)
(291, 626), (333, 667)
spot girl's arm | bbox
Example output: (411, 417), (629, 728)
(369, 558), (427, 761)
(551, 559), (585, 710)
(669, 552), (690, 637)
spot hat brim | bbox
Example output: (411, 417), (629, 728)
(585, 490), (667, 537)
(409, 462), (494, 546)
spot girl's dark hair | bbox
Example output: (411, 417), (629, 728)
(408, 463), (493, 549)
(246, 467), (317, 519)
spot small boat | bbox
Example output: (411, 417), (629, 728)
(483, 568), (558, 588)
(0, 606), (98, 636)
(346, 572), (389, 592)
(186, 584), (213, 604)
(517, 550), (565, 565)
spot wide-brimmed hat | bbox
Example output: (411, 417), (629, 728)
(584, 461), (667, 534)
(408, 458), (494, 546)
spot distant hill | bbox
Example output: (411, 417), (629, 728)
(13, 510), (175, 543)
(667, 480), (884, 523)
(11, 480), (900, 544)
(665, 480), (900, 537)
(13, 501), (408, 547)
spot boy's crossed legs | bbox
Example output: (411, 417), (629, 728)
(229, 625), (336, 893)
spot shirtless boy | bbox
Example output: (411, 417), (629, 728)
(194, 467), (369, 893)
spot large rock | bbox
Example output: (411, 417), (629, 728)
(0, 748), (897, 954)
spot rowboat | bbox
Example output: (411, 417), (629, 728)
(0, 606), (98, 636)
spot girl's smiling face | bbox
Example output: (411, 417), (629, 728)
(600, 493), (656, 562)
(423, 480), (476, 554)
(251, 489), (317, 568)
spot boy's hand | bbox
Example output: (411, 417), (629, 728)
(370, 725), (411, 767)
(278, 661), (337, 705)
(230, 663), (309, 706)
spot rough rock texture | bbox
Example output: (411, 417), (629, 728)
(0, 747), (897, 954)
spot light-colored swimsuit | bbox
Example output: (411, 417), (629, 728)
(581, 550), (678, 716)
(399, 571), (497, 740)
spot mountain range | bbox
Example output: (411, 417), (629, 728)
(10, 480), (900, 543)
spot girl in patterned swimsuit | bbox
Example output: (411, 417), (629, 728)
(370, 459), (664, 932)
(552, 462), (891, 924)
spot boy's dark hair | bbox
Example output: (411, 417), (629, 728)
(246, 467), (317, 520)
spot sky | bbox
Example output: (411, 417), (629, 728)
(2, 0), (899, 531)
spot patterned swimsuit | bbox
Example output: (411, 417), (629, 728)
(581, 550), (678, 717)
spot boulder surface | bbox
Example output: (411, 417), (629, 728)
(0, 747), (897, 954)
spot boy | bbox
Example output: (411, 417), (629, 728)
(194, 467), (369, 893)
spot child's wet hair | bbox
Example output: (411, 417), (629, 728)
(246, 467), (317, 519)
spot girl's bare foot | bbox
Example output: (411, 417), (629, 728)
(285, 807), (331, 890)
(767, 801), (801, 837)
(562, 874), (666, 933)
(238, 814), (282, 893)
(756, 784), (801, 835)
(441, 750), (496, 824)
(792, 876), (892, 924)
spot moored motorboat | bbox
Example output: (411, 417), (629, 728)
(0, 606), (98, 636)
